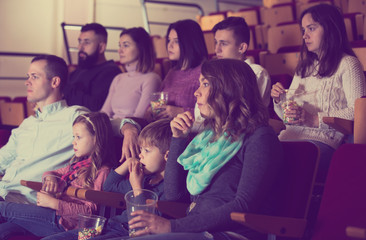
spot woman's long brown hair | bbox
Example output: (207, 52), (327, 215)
(201, 59), (269, 142)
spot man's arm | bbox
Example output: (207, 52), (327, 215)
(120, 122), (140, 162)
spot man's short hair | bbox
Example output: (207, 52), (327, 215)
(138, 119), (172, 154)
(31, 54), (68, 92)
(81, 23), (108, 43)
(212, 17), (250, 46)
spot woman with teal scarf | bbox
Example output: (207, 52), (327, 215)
(112, 59), (284, 240)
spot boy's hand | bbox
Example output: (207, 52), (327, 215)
(170, 111), (194, 138)
(115, 157), (139, 176)
(129, 160), (144, 190)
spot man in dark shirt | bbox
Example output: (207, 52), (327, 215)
(64, 23), (121, 111)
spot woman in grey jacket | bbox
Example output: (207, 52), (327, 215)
(112, 59), (284, 240)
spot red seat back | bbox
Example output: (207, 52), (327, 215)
(0, 129), (11, 148)
(312, 144), (366, 240)
(276, 141), (319, 219)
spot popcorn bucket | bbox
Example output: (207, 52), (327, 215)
(78, 214), (106, 240)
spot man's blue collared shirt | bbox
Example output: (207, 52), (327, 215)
(0, 100), (88, 203)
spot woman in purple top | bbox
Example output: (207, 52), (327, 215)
(146, 19), (208, 120)
(101, 27), (161, 119)
(121, 20), (208, 161)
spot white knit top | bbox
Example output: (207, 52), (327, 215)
(274, 55), (366, 149)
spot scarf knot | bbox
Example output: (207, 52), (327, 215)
(61, 157), (92, 184)
(177, 130), (243, 195)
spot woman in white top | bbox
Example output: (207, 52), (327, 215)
(271, 4), (366, 183)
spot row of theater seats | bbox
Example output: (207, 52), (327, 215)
(8, 97), (366, 240)
(249, 40), (366, 76)
(3, 39), (364, 129)
(10, 141), (366, 240)
(195, 0), (366, 53)
(149, 3), (366, 78)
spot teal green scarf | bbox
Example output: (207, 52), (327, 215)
(177, 129), (243, 195)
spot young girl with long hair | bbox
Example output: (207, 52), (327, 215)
(0, 112), (116, 239)
(271, 4), (366, 183)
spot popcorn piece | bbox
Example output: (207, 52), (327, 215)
(281, 100), (301, 124)
(78, 226), (103, 240)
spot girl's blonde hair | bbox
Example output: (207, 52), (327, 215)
(71, 112), (116, 188)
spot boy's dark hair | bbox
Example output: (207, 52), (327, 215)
(138, 119), (172, 154)
(81, 23), (108, 43)
(212, 17), (250, 46)
(31, 54), (68, 92)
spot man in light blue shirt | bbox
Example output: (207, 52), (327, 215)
(0, 55), (88, 204)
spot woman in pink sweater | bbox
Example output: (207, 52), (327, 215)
(101, 27), (161, 119)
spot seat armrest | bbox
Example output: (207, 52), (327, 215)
(230, 212), (307, 238)
(322, 117), (353, 135)
(21, 180), (125, 209)
(20, 180), (42, 191)
(63, 186), (126, 209)
(84, 189), (125, 209)
(346, 226), (366, 239)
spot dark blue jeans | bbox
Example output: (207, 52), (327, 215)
(0, 202), (64, 239)
(41, 229), (78, 240)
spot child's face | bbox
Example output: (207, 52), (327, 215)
(72, 122), (96, 158)
(139, 144), (166, 175)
